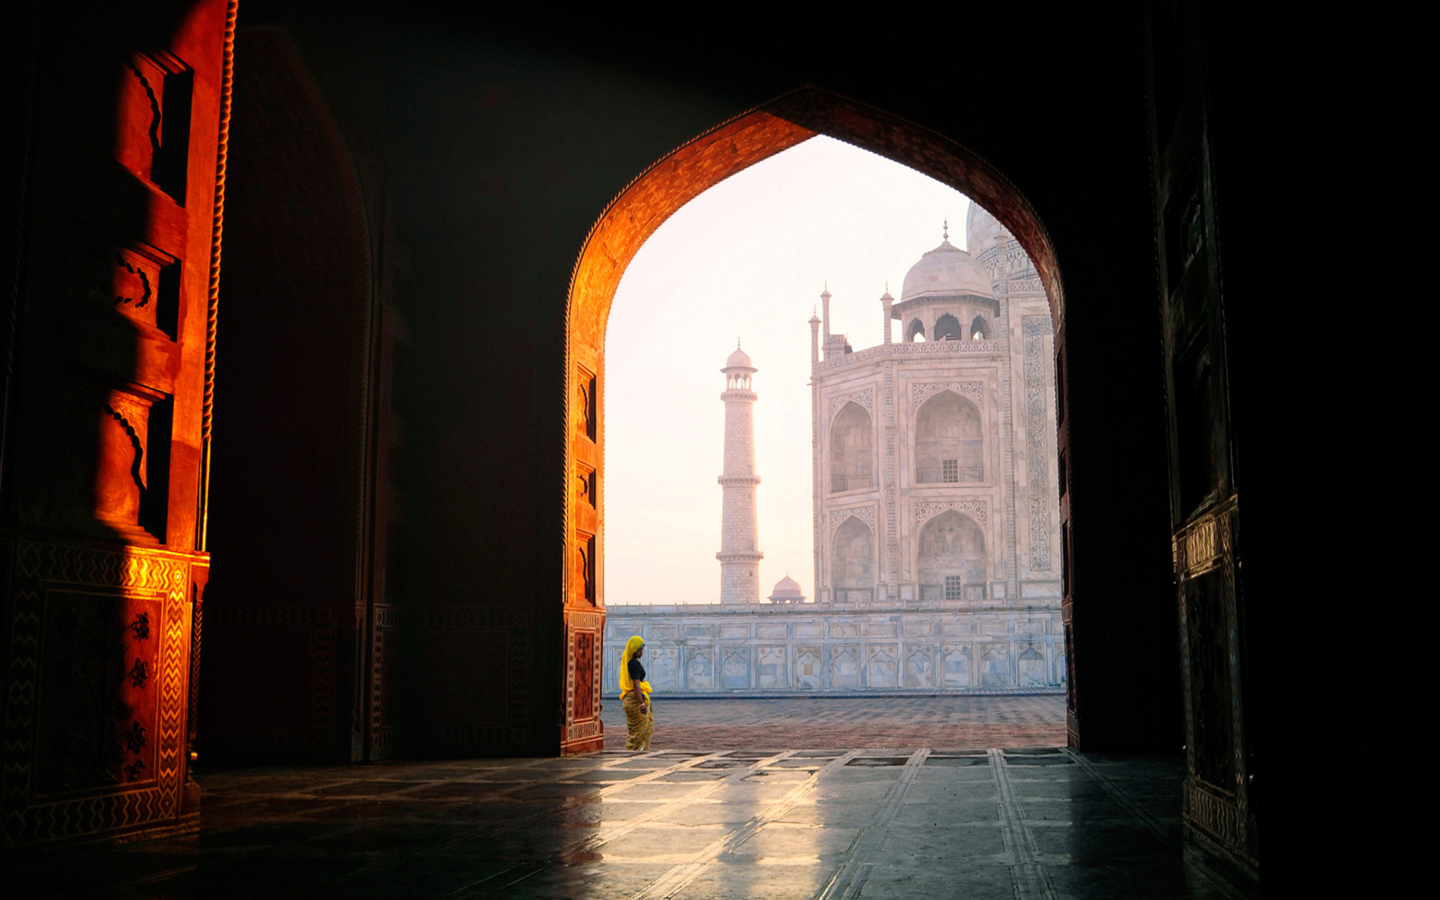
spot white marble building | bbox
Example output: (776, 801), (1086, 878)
(605, 206), (1064, 695)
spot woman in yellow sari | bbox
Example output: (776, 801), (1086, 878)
(619, 635), (653, 750)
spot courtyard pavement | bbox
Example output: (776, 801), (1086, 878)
(4, 698), (1260, 900)
(600, 695), (1067, 751)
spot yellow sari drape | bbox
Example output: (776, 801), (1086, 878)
(619, 635), (652, 750)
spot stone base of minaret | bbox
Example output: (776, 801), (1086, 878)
(718, 550), (764, 605)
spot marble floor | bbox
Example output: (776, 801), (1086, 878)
(6, 747), (1260, 899)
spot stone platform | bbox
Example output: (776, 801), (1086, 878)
(600, 695), (1067, 751)
(3, 748), (1254, 900)
(4, 700), (1261, 900)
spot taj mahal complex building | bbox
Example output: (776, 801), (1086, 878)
(603, 204), (1065, 695)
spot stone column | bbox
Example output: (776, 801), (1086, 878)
(718, 345), (762, 603)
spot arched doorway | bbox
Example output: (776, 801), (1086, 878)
(563, 88), (1073, 754)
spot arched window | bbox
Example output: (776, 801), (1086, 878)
(907, 319), (926, 342)
(917, 510), (986, 601)
(915, 391), (983, 483)
(830, 402), (873, 492)
(970, 315), (988, 340)
(832, 516), (875, 602)
(933, 313), (962, 341)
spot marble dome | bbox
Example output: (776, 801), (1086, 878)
(768, 574), (805, 603)
(899, 235), (993, 303)
(724, 344), (755, 371)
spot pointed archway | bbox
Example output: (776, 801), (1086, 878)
(560, 88), (1075, 754)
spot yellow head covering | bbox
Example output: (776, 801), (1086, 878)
(619, 635), (651, 696)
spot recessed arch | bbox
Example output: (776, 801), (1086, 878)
(830, 401), (874, 493)
(561, 86), (1067, 754)
(915, 390), (984, 484)
(933, 313), (963, 341)
(916, 509), (987, 602)
(832, 515), (876, 603)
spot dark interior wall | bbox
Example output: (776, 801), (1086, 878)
(245, 4), (1181, 759)
(1196, 11), (1414, 889)
(203, 27), (373, 761)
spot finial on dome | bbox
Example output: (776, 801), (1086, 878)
(943, 217), (949, 241)
(737, 337), (741, 350)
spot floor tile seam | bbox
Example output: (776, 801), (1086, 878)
(576, 750), (801, 849)
(1062, 750), (1261, 900)
(260, 822), (519, 900)
(989, 749), (1058, 900)
(292, 769), (584, 803)
(1060, 750), (1174, 845)
(623, 749), (867, 900)
(108, 819), (385, 891)
(812, 749), (932, 900)
(358, 758), (730, 860)
(439, 750), (801, 898)
(591, 750), (735, 799)
(369, 751), (669, 799)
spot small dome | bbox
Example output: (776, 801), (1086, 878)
(966, 203), (1013, 261)
(724, 345), (755, 371)
(768, 574), (805, 603)
(900, 236), (993, 303)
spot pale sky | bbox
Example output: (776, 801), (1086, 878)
(604, 135), (972, 606)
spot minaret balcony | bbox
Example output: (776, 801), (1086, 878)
(717, 474), (761, 486)
(716, 551), (764, 562)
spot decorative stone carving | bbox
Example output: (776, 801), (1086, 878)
(910, 381), (984, 414)
(829, 505), (877, 537)
(4, 540), (195, 846)
(813, 340), (1003, 374)
(827, 389), (874, 420)
(913, 500), (987, 528)
(1023, 316), (1052, 571)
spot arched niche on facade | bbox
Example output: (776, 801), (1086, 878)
(915, 391), (983, 483)
(832, 515), (875, 602)
(830, 402), (874, 492)
(906, 318), (926, 342)
(934, 313), (963, 341)
(970, 314), (988, 340)
(917, 509), (987, 602)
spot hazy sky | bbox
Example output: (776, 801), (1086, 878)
(604, 136), (972, 606)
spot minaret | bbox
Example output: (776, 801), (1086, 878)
(718, 341), (762, 604)
(819, 284), (833, 360)
(809, 310), (821, 366)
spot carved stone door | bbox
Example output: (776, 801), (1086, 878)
(1145, 1), (1257, 877)
(0, 1), (231, 846)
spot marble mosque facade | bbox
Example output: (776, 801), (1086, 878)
(604, 206), (1065, 695)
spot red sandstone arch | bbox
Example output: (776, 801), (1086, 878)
(561, 87), (1069, 753)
